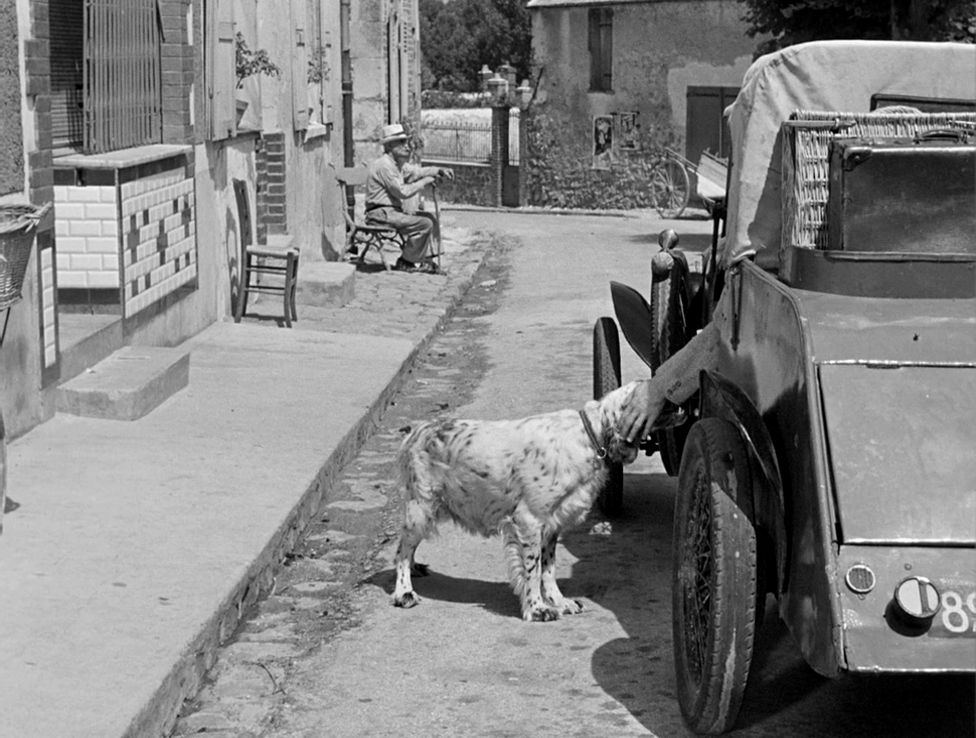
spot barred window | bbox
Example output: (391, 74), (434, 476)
(50, 0), (162, 155)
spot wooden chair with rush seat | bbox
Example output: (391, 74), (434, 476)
(335, 166), (406, 270)
(232, 179), (300, 327)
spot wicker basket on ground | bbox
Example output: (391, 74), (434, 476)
(0, 203), (51, 310)
(781, 110), (976, 258)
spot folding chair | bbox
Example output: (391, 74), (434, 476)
(335, 167), (405, 270)
(232, 179), (300, 327)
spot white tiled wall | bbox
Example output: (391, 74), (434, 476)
(39, 244), (56, 369)
(53, 185), (120, 289)
(53, 162), (198, 319)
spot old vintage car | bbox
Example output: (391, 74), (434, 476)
(592, 40), (976, 734)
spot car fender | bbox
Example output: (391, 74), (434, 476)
(698, 369), (788, 594)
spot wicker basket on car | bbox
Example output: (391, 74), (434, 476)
(781, 110), (976, 256)
(0, 203), (51, 310)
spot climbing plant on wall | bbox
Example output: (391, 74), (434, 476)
(522, 104), (674, 210)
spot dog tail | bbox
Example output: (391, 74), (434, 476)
(397, 421), (452, 502)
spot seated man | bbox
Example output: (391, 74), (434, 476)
(365, 123), (454, 273)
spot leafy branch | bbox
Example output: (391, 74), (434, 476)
(236, 32), (282, 89)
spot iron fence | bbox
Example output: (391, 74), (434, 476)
(420, 110), (521, 166)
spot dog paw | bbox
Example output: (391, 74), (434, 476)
(411, 563), (430, 577)
(559, 599), (584, 615)
(394, 592), (420, 608)
(526, 606), (561, 622)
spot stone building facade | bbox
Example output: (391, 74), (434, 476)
(0, 0), (420, 444)
(524, 0), (760, 209)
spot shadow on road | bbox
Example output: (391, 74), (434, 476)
(560, 468), (976, 737)
(365, 566), (521, 620)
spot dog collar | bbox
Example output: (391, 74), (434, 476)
(579, 409), (608, 461)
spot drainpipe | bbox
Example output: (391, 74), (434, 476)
(340, 0), (354, 167)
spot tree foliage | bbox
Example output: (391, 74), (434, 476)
(419, 0), (532, 92)
(739, 0), (975, 57)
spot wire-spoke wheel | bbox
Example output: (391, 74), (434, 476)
(672, 418), (758, 735)
(652, 159), (691, 219)
(592, 317), (623, 516)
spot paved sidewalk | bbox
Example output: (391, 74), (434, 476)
(0, 217), (496, 738)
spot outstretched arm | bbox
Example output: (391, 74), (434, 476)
(620, 322), (721, 443)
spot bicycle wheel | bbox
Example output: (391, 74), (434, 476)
(651, 160), (691, 219)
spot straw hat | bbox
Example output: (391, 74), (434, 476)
(379, 123), (409, 145)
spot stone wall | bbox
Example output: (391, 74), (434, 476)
(424, 163), (493, 208)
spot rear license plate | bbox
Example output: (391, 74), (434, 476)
(929, 582), (976, 638)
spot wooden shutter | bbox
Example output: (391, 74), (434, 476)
(588, 9), (612, 93)
(600, 10), (613, 91)
(291, 0), (309, 130)
(208, 0), (236, 140)
(322, 29), (333, 124)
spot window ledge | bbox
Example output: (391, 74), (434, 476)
(304, 122), (331, 142)
(53, 144), (193, 170)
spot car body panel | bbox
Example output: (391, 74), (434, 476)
(837, 545), (976, 672)
(798, 291), (976, 365)
(819, 364), (976, 544)
(712, 260), (844, 676)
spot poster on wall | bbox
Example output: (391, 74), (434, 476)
(619, 112), (639, 151)
(592, 115), (613, 169)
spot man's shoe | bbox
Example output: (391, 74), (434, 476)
(394, 257), (440, 274)
(393, 257), (422, 273)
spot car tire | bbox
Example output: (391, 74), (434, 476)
(592, 317), (623, 517)
(649, 251), (693, 475)
(672, 418), (758, 735)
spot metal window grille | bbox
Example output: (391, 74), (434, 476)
(84, 0), (163, 154)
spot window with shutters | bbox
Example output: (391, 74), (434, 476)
(205, 0), (317, 139)
(50, 0), (162, 154)
(588, 8), (613, 94)
(205, 0), (242, 140)
(304, 0), (334, 129)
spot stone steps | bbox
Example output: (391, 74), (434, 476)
(57, 346), (191, 421)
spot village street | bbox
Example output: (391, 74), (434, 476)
(172, 209), (973, 738)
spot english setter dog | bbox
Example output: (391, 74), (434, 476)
(392, 381), (641, 622)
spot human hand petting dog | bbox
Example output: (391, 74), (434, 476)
(620, 379), (668, 444)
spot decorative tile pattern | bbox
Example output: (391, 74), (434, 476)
(119, 168), (197, 318)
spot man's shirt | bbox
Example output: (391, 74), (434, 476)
(365, 153), (432, 211)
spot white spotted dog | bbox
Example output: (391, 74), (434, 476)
(392, 381), (642, 622)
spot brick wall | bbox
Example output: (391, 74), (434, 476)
(257, 133), (287, 239)
(159, 0), (194, 146)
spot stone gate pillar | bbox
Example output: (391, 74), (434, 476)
(489, 104), (510, 208)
